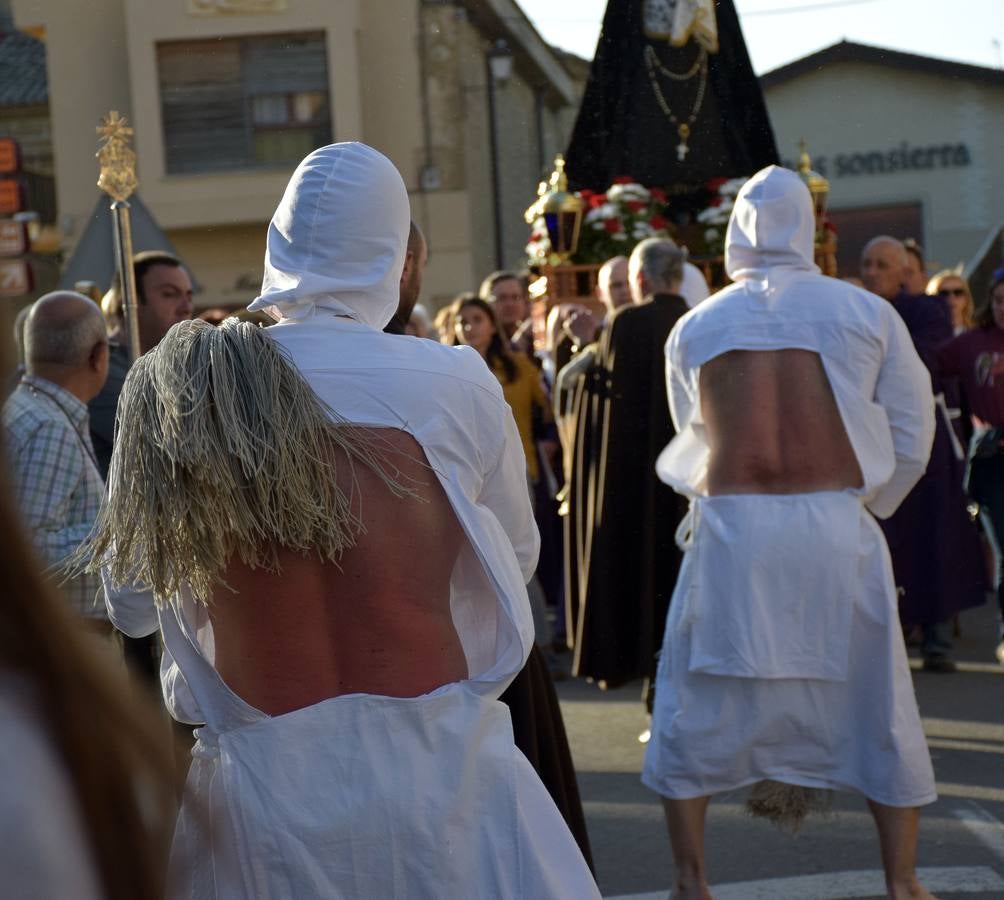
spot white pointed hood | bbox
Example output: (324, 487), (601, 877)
(724, 165), (819, 283)
(249, 142), (409, 329)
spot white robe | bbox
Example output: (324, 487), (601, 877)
(642, 166), (938, 806)
(107, 143), (599, 898)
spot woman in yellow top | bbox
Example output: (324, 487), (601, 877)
(450, 294), (550, 482)
(448, 293), (595, 867)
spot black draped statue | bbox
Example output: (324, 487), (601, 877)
(566, 0), (779, 206)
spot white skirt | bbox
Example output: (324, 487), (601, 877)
(642, 492), (936, 807)
(168, 683), (600, 899)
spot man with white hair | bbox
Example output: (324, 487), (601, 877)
(97, 143), (599, 898)
(3, 292), (109, 626)
(596, 254), (631, 315)
(861, 236), (985, 672)
(646, 168), (937, 899)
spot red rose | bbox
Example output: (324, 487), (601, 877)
(612, 175), (633, 184)
(707, 177), (728, 191)
(710, 197), (723, 208)
(650, 188), (667, 203)
(589, 194), (607, 208)
(604, 218), (622, 233)
(579, 189), (594, 199)
(625, 200), (646, 212)
(649, 214), (667, 230)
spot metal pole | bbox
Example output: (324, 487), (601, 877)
(486, 58), (504, 270)
(111, 199), (141, 362)
(96, 111), (141, 358)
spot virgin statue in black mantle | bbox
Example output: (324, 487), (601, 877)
(565, 0), (779, 213)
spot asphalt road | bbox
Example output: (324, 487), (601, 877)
(556, 602), (1004, 899)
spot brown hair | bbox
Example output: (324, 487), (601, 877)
(902, 237), (924, 271)
(477, 270), (525, 302)
(448, 294), (517, 383)
(975, 271), (1004, 329)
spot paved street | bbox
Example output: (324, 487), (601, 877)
(556, 602), (1004, 899)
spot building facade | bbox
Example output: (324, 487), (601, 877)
(762, 41), (1004, 280)
(8, 0), (585, 309)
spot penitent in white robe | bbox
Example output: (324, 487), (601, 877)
(642, 166), (938, 807)
(107, 143), (599, 899)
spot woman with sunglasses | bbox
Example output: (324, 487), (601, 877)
(939, 271), (1004, 663)
(927, 270), (975, 336)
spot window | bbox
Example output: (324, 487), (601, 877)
(157, 31), (332, 174)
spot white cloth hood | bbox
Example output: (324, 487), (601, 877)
(248, 143), (409, 329)
(724, 165), (819, 283)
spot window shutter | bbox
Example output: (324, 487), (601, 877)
(159, 39), (247, 173)
(157, 32), (331, 175)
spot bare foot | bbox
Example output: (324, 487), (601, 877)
(671, 879), (713, 900)
(886, 876), (936, 899)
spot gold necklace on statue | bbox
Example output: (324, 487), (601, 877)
(643, 44), (708, 161)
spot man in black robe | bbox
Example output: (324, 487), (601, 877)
(570, 238), (690, 698)
(565, 0), (777, 206)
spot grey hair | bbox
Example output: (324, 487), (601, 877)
(861, 235), (908, 266)
(13, 303), (32, 364)
(71, 317), (419, 604)
(24, 292), (107, 372)
(630, 238), (687, 294)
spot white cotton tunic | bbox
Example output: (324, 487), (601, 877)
(107, 143), (599, 899)
(641, 166), (938, 806)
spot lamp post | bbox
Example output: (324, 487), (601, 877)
(486, 39), (513, 269)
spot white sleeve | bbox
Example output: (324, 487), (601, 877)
(479, 402), (540, 583)
(665, 324), (694, 434)
(101, 569), (159, 638)
(867, 309), (936, 519)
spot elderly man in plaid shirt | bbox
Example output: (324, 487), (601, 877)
(4, 292), (110, 629)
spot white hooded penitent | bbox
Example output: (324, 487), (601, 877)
(249, 142), (410, 329)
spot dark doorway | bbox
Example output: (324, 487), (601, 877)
(828, 202), (924, 279)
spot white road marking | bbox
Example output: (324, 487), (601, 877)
(604, 865), (1004, 899)
(954, 800), (1004, 863)
(923, 718), (1004, 742)
(910, 659), (1003, 675)
(937, 781), (1004, 803)
(927, 736), (1004, 756)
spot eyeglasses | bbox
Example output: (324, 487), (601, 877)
(938, 288), (967, 298)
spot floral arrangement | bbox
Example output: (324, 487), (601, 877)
(695, 176), (747, 256)
(526, 177), (671, 266)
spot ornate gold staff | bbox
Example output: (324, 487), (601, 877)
(96, 111), (141, 362)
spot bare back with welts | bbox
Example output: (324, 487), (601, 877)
(700, 349), (863, 496)
(209, 428), (468, 717)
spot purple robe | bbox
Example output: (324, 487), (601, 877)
(880, 292), (986, 626)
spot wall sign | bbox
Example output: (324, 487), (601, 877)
(0, 259), (32, 298)
(0, 138), (21, 175)
(783, 142), (972, 179)
(0, 220), (28, 257)
(0, 179), (24, 215)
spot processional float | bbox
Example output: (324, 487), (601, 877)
(526, 0), (836, 331)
